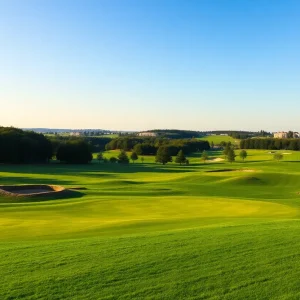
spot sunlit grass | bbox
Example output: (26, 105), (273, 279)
(1, 149), (300, 299)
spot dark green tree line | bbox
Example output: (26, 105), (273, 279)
(240, 138), (300, 150)
(0, 127), (52, 163)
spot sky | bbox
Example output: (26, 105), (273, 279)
(1, 0), (300, 131)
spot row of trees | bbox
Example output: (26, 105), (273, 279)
(0, 127), (52, 163)
(223, 143), (249, 162)
(0, 127), (94, 164)
(98, 148), (209, 166)
(223, 146), (284, 162)
(49, 136), (111, 153)
(240, 138), (300, 150)
(56, 140), (93, 163)
(97, 150), (140, 164)
(105, 137), (210, 155)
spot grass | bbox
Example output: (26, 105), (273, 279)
(198, 134), (240, 145)
(1, 150), (300, 299)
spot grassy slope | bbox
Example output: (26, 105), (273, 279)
(1, 150), (300, 299)
(198, 134), (240, 146)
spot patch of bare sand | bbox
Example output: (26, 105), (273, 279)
(209, 158), (224, 162)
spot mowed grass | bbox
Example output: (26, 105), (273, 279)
(198, 134), (240, 146)
(1, 150), (300, 299)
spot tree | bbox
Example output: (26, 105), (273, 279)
(274, 153), (283, 161)
(223, 143), (232, 156)
(0, 127), (53, 164)
(56, 140), (92, 164)
(133, 143), (143, 155)
(130, 151), (138, 163)
(239, 150), (247, 161)
(227, 148), (236, 163)
(175, 150), (186, 165)
(96, 152), (103, 163)
(109, 157), (117, 163)
(287, 131), (294, 139)
(155, 146), (172, 165)
(211, 141), (214, 149)
(141, 157), (145, 163)
(118, 150), (129, 164)
(185, 159), (189, 165)
(201, 150), (209, 163)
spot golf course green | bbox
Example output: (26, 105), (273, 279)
(1, 149), (300, 299)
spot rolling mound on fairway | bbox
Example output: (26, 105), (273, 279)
(0, 184), (78, 201)
(206, 168), (256, 173)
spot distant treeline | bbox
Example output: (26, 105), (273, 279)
(0, 127), (94, 164)
(56, 140), (93, 163)
(0, 127), (52, 163)
(200, 130), (272, 140)
(141, 129), (271, 139)
(150, 129), (201, 139)
(105, 137), (210, 155)
(49, 136), (111, 154)
(240, 138), (300, 150)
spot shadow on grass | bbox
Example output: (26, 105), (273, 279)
(188, 150), (223, 158)
(0, 176), (75, 186)
(0, 189), (84, 204)
(0, 163), (196, 176)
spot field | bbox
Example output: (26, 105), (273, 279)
(1, 150), (300, 299)
(198, 134), (240, 146)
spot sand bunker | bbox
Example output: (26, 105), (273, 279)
(209, 158), (225, 162)
(0, 185), (72, 198)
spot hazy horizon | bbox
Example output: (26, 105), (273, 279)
(1, 0), (300, 131)
(19, 127), (288, 134)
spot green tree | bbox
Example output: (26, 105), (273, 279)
(109, 157), (117, 163)
(96, 152), (103, 163)
(227, 148), (236, 163)
(0, 127), (53, 164)
(130, 151), (138, 163)
(141, 157), (145, 163)
(201, 150), (209, 163)
(175, 150), (186, 165)
(185, 159), (189, 165)
(155, 146), (172, 165)
(239, 150), (247, 161)
(118, 150), (129, 164)
(211, 141), (214, 149)
(223, 143), (232, 156)
(56, 140), (92, 164)
(133, 143), (142, 155)
(274, 153), (283, 161)
(287, 131), (294, 138)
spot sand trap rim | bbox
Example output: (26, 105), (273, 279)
(0, 184), (70, 198)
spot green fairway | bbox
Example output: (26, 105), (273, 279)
(198, 134), (240, 146)
(1, 150), (300, 299)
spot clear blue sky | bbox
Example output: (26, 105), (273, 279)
(1, 0), (300, 131)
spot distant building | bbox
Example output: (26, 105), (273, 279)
(293, 132), (300, 138)
(137, 132), (157, 137)
(274, 132), (288, 138)
(69, 132), (82, 137)
(274, 131), (300, 138)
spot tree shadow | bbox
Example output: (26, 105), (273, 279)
(0, 189), (84, 204)
(0, 176), (75, 186)
(0, 163), (197, 176)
